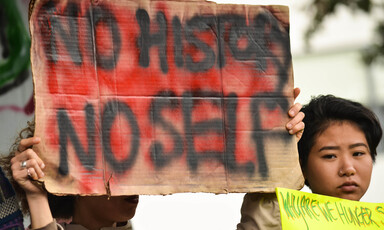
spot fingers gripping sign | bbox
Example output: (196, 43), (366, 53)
(286, 88), (305, 140)
(11, 137), (46, 194)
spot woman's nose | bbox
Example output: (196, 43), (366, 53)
(338, 157), (356, 176)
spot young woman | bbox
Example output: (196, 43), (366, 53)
(298, 95), (382, 201)
(237, 94), (383, 230)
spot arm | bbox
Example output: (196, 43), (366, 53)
(10, 137), (54, 229)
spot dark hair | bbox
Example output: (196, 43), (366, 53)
(298, 95), (382, 185)
(0, 120), (75, 219)
(47, 193), (75, 219)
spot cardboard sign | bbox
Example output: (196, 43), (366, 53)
(277, 188), (384, 230)
(30, 0), (303, 195)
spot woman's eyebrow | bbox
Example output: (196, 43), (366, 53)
(318, 146), (339, 152)
(318, 143), (369, 152)
(349, 143), (369, 149)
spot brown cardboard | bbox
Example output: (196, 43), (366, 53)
(30, 0), (304, 195)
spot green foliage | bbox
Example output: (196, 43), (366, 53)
(305, 0), (384, 65)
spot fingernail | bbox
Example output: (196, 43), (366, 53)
(41, 172), (45, 177)
(289, 110), (294, 116)
(289, 129), (294, 134)
(287, 123), (292, 129)
(41, 163), (45, 169)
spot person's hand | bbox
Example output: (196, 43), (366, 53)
(285, 88), (305, 141)
(11, 137), (46, 196)
(11, 136), (53, 229)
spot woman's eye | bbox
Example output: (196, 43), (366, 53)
(353, 152), (365, 157)
(322, 154), (336, 159)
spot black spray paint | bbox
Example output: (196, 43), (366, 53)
(38, 1), (121, 69)
(56, 91), (292, 178)
(37, 2), (293, 178)
(37, 3), (290, 74)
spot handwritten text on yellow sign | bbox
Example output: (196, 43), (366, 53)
(276, 187), (384, 230)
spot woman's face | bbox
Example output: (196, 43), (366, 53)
(303, 121), (373, 201)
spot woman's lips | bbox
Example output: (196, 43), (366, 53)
(338, 182), (358, 192)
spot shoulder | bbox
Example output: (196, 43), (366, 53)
(237, 193), (281, 230)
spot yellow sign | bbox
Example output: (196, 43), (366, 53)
(276, 187), (384, 230)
